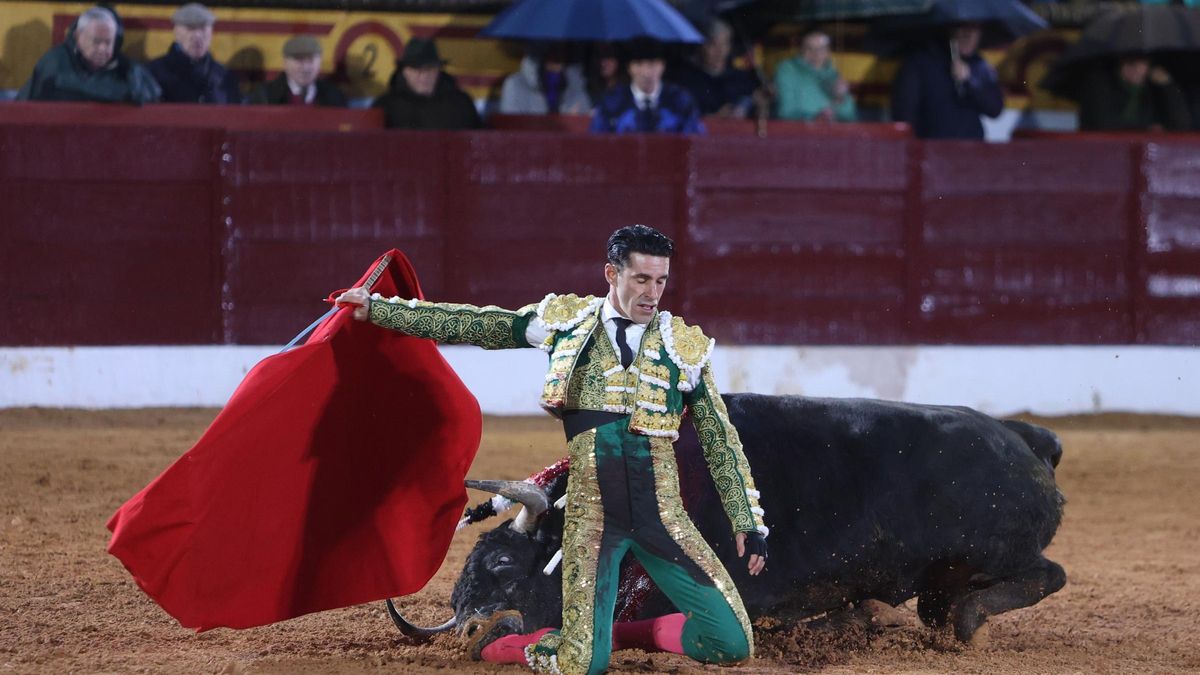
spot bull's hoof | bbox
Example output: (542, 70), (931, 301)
(950, 599), (987, 644)
(464, 610), (524, 661)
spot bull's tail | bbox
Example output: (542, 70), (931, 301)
(1001, 419), (1063, 470)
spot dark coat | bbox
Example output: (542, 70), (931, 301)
(147, 43), (241, 104)
(372, 71), (481, 130)
(1077, 67), (1192, 132)
(670, 60), (759, 116)
(18, 11), (160, 104)
(891, 42), (1003, 140)
(589, 82), (705, 134)
(249, 73), (347, 107)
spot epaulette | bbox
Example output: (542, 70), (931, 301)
(659, 312), (715, 391)
(535, 293), (603, 332)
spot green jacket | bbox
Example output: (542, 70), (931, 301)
(18, 12), (160, 104)
(367, 292), (768, 537)
(774, 57), (856, 122)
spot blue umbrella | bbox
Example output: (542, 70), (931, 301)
(480, 0), (704, 43)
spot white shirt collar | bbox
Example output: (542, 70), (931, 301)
(630, 83), (661, 110)
(602, 297), (627, 323)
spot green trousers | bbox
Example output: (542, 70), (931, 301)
(526, 419), (752, 675)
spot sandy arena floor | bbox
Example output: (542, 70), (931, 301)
(1, 408), (1198, 674)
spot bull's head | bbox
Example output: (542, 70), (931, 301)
(387, 476), (566, 639)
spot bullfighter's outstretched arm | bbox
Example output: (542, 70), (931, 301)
(366, 294), (539, 350)
(685, 365), (767, 538)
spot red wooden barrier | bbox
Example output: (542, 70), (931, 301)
(1, 111), (1197, 347)
(0, 101), (382, 131)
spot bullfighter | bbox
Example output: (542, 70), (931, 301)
(336, 224), (768, 675)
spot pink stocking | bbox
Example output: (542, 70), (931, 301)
(611, 613), (686, 655)
(479, 627), (555, 664)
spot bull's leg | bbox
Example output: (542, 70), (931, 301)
(917, 562), (974, 628)
(950, 557), (1066, 642)
(917, 589), (956, 628)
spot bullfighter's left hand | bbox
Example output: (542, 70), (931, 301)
(736, 532), (767, 576)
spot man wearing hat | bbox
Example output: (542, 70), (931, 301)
(372, 37), (481, 129)
(250, 36), (346, 106)
(590, 37), (704, 134)
(147, 2), (241, 104)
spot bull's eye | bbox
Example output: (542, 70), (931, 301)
(498, 555), (512, 565)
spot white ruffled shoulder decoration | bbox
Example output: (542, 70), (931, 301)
(535, 293), (603, 332)
(658, 311), (715, 393)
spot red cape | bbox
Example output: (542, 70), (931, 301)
(107, 250), (482, 631)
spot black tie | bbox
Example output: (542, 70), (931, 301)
(637, 101), (655, 132)
(613, 317), (634, 369)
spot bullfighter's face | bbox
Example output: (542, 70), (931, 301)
(605, 252), (669, 325)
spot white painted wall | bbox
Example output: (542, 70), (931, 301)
(2, 345), (1196, 416)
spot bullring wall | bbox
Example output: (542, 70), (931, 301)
(3, 122), (1197, 348)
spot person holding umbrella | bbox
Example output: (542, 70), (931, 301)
(890, 22), (1004, 139)
(1041, 4), (1199, 132)
(1076, 55), (1191, 132)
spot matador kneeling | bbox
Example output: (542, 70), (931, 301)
(337, 225), (768, 675)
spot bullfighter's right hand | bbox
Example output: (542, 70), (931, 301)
(335, 287), (371, 321)
(736, 532), (767, 576)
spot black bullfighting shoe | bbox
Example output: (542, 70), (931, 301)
(463, 609), (524, 661)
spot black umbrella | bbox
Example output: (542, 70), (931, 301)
(867, 0), (1048, 55)
(1041, 5), (1200, 97)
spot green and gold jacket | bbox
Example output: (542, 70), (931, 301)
(367, 292), (768, 536)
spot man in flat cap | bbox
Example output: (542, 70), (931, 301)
(147, 2), (241, 103)
(591, 37), (704, 134)
(250, 35), (346, 106)
(19, 5), (160, 103)
(372, 37), (481, 129)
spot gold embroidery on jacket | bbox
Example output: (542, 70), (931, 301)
(368, 299), (531, 350)
(688, 367), (762, 534)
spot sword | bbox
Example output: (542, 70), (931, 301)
(280, 253), (395, 353)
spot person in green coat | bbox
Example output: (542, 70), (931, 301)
(18, 6), (160, 104)
(773, 30), (856, 122)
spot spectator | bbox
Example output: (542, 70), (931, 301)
(585, 42), (622, 106)
(18, 6), (160, 103)
(590, 37), (704, 134)
(890, 23), (1003, 139)
(249, 35), (346, 106)
(499, 43), (591, 115)
(671, 19), (759, 118)
(147, 3), (240, 104)
(774, 30), (856, 122)
(1076, 56), (1191, 132)
(372, 38), (482, 130)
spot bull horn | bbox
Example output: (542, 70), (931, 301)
(465, 479), (549, 534)
(385, 599), (456, 640)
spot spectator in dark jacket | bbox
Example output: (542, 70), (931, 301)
(890, 23), (1003, 139)
(18, 6), (160, 103)
(1077, 56), (1191, 132)
(147, 3), (241, 104)
(372, 38), (482, 130)
(671, 19), (759, 118)
(591, 37), (705, 134)
(250, 35), (346, 106)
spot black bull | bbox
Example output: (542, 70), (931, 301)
(391, 393), (1067, 643)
